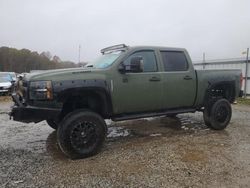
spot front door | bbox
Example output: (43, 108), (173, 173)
(112, 50), (163, 114)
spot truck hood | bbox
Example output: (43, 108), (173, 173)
(25, 67), (108, 82)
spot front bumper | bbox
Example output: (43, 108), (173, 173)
(0, 89), (9, 93)
(0, 88), (11, 93)
(10, 93), (61, 123)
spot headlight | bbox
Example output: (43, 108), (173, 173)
(29, 81), (53, 100)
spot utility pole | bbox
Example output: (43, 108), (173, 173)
(202, 52), (206, 69)
(244, 47), (249, 98)
(78, 45), (81, 63)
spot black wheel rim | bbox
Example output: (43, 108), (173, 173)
(70, 121), (97, 151)
(214, 105), (229, 123)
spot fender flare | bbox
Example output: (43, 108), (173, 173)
(52, 79), (113, 117)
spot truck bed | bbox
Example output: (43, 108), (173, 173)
(194, 69), (242, 107)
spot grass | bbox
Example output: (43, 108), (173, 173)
(237, 97), (250, 105)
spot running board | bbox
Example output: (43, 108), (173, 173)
(112, 108), (196, 122)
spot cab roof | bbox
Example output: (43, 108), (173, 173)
(100, 44), (186, 54)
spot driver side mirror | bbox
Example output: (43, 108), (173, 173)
(118, 56), (144, 73)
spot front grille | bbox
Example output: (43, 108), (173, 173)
(0, 87), (3, 90)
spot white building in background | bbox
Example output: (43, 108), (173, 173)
(193, 59), (249, 95)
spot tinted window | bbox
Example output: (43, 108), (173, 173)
(124, 51), (157, 72)
(161, 51), (188, 71)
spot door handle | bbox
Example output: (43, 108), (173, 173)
(183, 75), (193, 80)
(149, 76), (161, 81)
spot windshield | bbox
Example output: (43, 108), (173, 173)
(9, 73), (16, 80)
(87, 52), (121, 69)
(0, 73), (15, 81)
(0, 76), (9, 82)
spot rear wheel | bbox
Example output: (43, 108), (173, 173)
(203, 99), (232, 130)
(57, 109), (106, 159)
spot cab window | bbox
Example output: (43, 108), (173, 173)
(161, 51), (188, 71)
(124, 51), (157, 72)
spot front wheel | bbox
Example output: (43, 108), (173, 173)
(203, 99), (232, 130)
(57, 110), (107, 159)
(166, 113), (177, 118)
(46, 119), (58, 130)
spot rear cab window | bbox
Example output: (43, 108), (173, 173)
(160, 51), (189, 71)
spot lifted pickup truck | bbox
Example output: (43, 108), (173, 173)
(10, 44), (243, 159)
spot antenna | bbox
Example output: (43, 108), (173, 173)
(78, 45), (81, 63)
(202, 52), (206, 69)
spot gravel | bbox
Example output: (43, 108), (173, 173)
(0, 100), (250, 187)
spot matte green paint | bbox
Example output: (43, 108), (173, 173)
(26, 46), (242, 115)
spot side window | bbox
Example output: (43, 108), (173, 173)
(160, 51), (188, 71)
(124, 51), (157, 72)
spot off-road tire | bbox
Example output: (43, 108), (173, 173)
(204, 99), (232, 130)
(46, 119), (58, 130)
(167, 113), (177, 118)
(57, 109), (106, 159)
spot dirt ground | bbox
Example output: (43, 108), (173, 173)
(0, 98), (250, 188)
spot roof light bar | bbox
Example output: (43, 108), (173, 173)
(100, 44), (128, 54)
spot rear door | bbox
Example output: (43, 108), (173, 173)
(160, 50), (196, 108)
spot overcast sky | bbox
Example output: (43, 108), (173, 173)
(0, 0), (250, 62)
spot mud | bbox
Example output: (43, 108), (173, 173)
(0, 100), (250, 187)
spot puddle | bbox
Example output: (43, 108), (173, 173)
(107, 127), (130, 138)
(149, 133), (162, 137)
(0, 108), (213, 162)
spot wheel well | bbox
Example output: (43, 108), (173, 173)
(58, 89), (112, 120)
(204, 82), (235, 106)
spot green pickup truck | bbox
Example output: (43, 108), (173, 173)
(10, 44), (243, 159)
